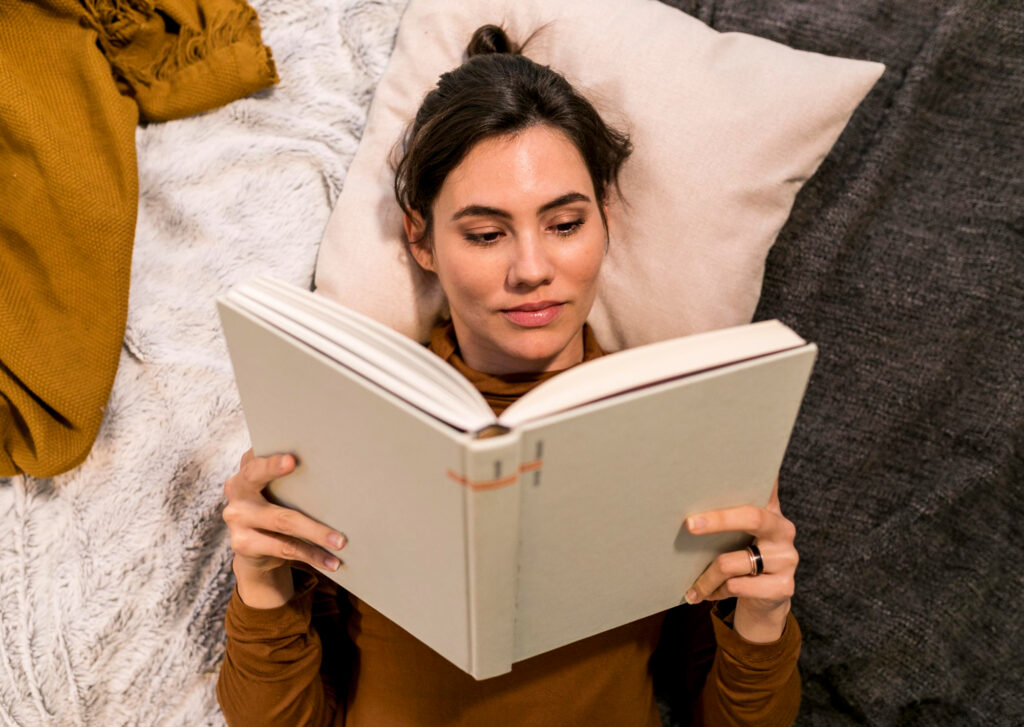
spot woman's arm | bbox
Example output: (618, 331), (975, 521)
(218, 572), (350, 727)
(691, 605), (801, 726)
(216, 450), (350, 727)
(683, 479), (802, 726)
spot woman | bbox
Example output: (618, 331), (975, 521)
(217, 25), (800, 726)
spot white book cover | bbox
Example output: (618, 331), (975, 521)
(218, 278), (817, 678)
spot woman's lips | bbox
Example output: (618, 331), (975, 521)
(501, 301), (564, 327)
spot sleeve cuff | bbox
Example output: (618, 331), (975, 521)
(710, 607), (802, 668)
(225, 569), (321, 640)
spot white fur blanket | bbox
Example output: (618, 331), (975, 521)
(0, 1), (405, 723)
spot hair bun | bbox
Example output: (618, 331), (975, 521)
(467, 24), (521, 57)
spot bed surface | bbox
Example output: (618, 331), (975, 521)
(0, 1), (1020, 724)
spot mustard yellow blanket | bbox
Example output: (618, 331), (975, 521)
(0, 0), (277, 476)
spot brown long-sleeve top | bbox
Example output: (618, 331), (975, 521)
(217, 323), (802, 726)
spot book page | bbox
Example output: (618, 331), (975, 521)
(227, 285), (495, 431)
(255, 278), (487, 410)
(498, 320), (806, 428)
(226, 280), (807, 435)
(253, 278), (487, 410)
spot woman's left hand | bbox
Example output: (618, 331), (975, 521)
(683, 479), (798, 643)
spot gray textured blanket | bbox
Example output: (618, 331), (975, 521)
(656, 1), (1023, 725)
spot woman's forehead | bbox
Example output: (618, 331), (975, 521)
(436, 126), (594, 214)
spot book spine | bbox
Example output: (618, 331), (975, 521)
(459, 432), (522, 679)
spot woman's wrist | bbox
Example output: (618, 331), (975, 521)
(233, 558), (295, 609)
(731, 598), (791, 643)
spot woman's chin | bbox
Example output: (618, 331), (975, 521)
(497, 328), (584, 372)
(454, 314), (588, 374)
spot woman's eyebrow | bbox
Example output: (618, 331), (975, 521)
(450, 192), (592, 222)
(537, 192), (590, 214)
(451, 204), (510, 222)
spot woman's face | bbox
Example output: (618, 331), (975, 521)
(407, 125), (607, 375)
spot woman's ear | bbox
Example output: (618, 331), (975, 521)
(404, 212), (435, 272)
(602, 201), (612, 251)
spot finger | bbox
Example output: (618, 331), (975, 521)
(223, 498), (346, 552)
(766, 477), (782, 515)
(234, 528), (341, 572)
(228, 453), (296, 498)
(686, 504), (789, 542)
(703, 573), (794, 603)
(244, 452), (296, 486)
(253, 501), (346, 552)
(685, 540), (800, 604)
(686, 549), (758, 604)
(751, 541), (799, 575)
(226, 449), (257, 499)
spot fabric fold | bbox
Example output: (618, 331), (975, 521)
(81, 0), (279, 121)
(0, 0), (277, 477)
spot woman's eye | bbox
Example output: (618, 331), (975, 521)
(465, 230), (503, 245)
(551, 219), (584, 237)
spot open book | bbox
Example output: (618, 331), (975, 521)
(217, 277), (817, 679)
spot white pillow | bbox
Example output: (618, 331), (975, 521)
(314, 0), (883, 351)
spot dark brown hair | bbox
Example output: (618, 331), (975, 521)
(393, 24), (632, 243)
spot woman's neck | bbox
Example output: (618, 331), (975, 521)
(427, 320), (604, 417)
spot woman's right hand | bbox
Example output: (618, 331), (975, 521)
(223, 449), (346, 608)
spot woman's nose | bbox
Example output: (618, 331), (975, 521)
(507, 231), (555, 288)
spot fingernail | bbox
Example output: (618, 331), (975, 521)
(324, 556), (340, 571)
(328, 532), (346, 549)
(685, 589), (699, 605)
(279, 455), (293, 473)
(687, 516), (707, 532)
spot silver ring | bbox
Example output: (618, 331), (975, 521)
(746, 544), (764, 576)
